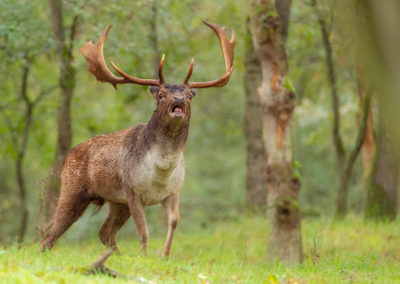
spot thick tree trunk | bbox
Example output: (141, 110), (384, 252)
(365, 114), (398, 220)
(249, 0), (302, 265)
(244, 0), (292, 211)
(244, 38), (267, 211)
(44, 0), (77, 223)
(357, 80), (375, 179)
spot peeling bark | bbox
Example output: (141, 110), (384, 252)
(249, 0), (302, 265)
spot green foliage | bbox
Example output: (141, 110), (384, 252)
(0, 0), (370, 242)
(284, 77), (296, 93)
(0, 216), (399, 283)
(293, 160), (302, 182)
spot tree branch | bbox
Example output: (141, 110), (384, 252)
(68, 14), (79, 59)
(32, 86), (58, 106)
(345, 89), (373, 174)
(312, 0), (345, 162)
(0, 104), (18, 147)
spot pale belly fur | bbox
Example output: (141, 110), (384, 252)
(130, 146), (185, 206)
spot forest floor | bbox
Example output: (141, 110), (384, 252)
(0, 215), (399, 283)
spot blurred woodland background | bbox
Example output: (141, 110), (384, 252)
(1, 0), (400, 266)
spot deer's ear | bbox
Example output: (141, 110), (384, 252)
(148, 86), (159, 99)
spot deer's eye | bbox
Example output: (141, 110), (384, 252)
(158, 93), (163, 99)
(188, 94), (193, 100)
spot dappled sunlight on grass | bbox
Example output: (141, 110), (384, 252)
(0, 216), (399, 283)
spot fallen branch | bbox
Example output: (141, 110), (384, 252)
(84, 249), (155, 283)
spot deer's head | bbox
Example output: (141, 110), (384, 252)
(80, 20), (235, 130)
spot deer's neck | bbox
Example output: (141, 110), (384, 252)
(144, 110), (190, 154)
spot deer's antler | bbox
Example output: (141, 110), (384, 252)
(80, 25), (163, 88)
(81, 21), (235, 89)
(184, 20), (235, 88)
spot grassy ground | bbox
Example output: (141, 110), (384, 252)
(0, 215), (399, 283)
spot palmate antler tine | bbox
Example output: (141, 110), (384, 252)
(186, 20), (235, 88)
(80, 25), (131, 89)
(81, 25), (161, 87)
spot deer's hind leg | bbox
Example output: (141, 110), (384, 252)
(98, 202), (130, 251)
(40, 189), (92, 251)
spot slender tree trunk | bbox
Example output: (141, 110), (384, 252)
(249, 0), (302, 265)
(149, 0), (161, 78)
(44, 0), (77, 223)
(16, 63), (32, 243)
(312, 0), (347, 217)
(313, 0), (372, 219)
(244, 36), (267, 211)
(275, 0), (292, 43)
(336, 90), (373, 218)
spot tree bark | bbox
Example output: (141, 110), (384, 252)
(336, 90), (372, 218)
(357, 79), (375, 179)
(275, 0), (292, 43)
(44, 0), (77, 223)
(249, 0), (302, 265)
(244, 0), (292, 211)
(365, 111), (398, 220)
(16, 62), (31, 243)
(244, 35), (267, 211)
(149, 0), (161, 78)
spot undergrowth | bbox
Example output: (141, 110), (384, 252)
(0, 215), (399, 283)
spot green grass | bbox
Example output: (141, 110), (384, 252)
(0, 215), (399, 283)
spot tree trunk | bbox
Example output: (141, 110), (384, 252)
(149, 1), (161, 78)
(365, 113), (398, 220)
(275, 0), (292, 43)
(44, 0), (77, 223)
(16, 63), (32, 243)
(249, 0), (302, 265)
(244, 0), (292, 212)
(244, 36), (267, 211)
(357, 80), (375, 179)
(312, 0), (347, 217)
(313, 0), (371, 219)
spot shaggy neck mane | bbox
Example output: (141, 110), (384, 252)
(144, 107), (190, 152)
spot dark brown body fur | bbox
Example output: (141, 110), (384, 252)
(40, 84), (195, 256)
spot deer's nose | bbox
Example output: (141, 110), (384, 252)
(173, 95), (185, 103)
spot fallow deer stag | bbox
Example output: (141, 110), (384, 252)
(40, 20), (235, 257)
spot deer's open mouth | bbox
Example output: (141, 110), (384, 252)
(169, 103), (185, 117)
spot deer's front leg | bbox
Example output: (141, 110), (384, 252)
(161, 193), (180, 257)
(127, 192), (149, 255)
